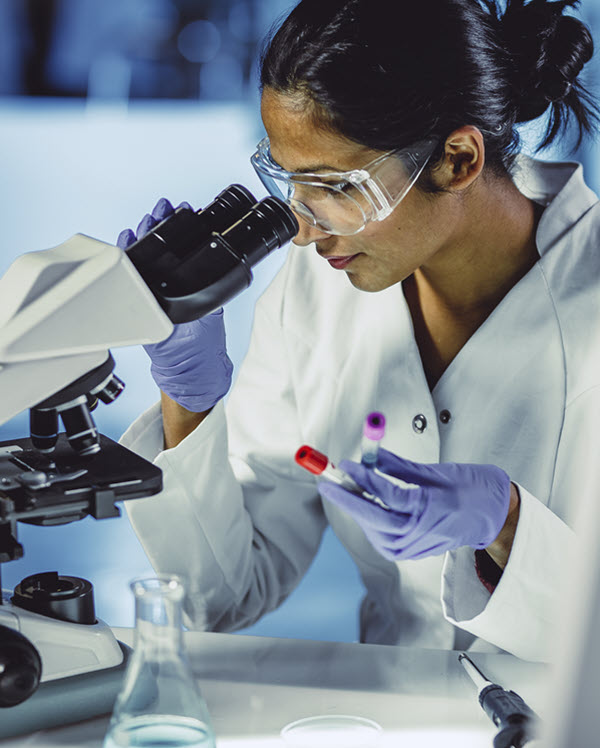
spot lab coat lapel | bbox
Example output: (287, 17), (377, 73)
(325, 282), (440, 467)
(431, 262), (565, 500)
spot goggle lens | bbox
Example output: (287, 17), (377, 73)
(251, 138), (435, 237)
(254, 170), (371, 236)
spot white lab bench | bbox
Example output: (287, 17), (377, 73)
(0, 629), (549, 747)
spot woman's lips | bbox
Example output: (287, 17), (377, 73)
(326, 254), (359, 270)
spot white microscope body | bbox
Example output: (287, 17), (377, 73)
(0, 234), (173, 680)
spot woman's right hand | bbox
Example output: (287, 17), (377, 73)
(118, 198), (233, 415)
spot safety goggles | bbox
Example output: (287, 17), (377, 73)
(251, 136), (437, 236)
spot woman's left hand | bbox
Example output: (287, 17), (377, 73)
(318, 448), (513, 563)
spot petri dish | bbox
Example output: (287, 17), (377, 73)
(280, 714), (383, 748)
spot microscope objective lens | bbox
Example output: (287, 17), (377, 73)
(96, 375), (125, 404)
(59, 403), (100, 456)
(29, 408), (58, 452)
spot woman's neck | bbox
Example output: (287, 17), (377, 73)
(403, 176), (544, 390)
(413, 176), (543, 320)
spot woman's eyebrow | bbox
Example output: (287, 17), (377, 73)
(292, 163), (345, 173)
(270, 149), (347, 173)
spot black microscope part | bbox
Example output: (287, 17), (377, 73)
(222, 195), (300, 265)
(12, 572), (95, 625)
(0, 433), (163, 564)
(86, 394), (99, 412)
(125, 183), (257, 285)
(0, 624), (42, 708)
(29, 409), (59, 453)
(31, 355), (122, 457)
(146, 195), (299, 323)
(94, 374), (125, 404)
(58, 402), (100, 457)
(126, 183), (298, 324)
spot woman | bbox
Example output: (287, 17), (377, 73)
(119, 0), (599, 661)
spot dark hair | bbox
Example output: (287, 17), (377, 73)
(260, 0), (598, 177)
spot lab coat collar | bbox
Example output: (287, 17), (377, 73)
(511, 154), (598, 257)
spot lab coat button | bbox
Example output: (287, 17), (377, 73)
(412, 414), (427, 433)
(440, 409), (451, 424)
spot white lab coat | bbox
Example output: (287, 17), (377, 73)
(121, 156), (600, 662)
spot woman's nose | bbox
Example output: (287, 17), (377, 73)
(293, 215), (332, 246)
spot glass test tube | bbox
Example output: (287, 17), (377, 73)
(295, 445), (391, 511)
(361, 412), (386, 467)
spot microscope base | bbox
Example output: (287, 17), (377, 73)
(0, 595), (124, 680)
(0, 640), (131, 739)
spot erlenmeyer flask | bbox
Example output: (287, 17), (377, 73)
(103, 575), (215, 748)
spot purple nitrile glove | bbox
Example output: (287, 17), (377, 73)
(318, 447), (511, 561)
(118, 197), (233, 413)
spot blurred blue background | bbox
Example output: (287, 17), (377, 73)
(0, 0), (598, 641)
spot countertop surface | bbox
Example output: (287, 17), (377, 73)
(0, 629), (550, 747)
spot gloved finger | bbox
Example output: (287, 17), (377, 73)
(143, 322), (201, 357)
(393, 535), (449, 561)
(145, 310), (226, 357)
(359, 525), (429, 562)
(375, 448), (441, 485)
(137, 213), (158, 239)
(176, 201), (193, 211)
(117, 228), (137, 249)
(169, 310), (224, 340)
(151, 197), (175, 222)
(318, 480), (405, 531)
(338, 459), (423, 514)
(361, 528), (398, 562)
(336, 459), (384, 494)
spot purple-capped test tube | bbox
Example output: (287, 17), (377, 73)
(361, 411), (386, 467)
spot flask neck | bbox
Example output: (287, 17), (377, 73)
(132, 577), (185, 653)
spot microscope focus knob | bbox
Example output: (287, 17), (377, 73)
(0, 624), (42, 707)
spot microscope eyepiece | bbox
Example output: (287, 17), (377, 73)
(136, 192), (298, 323)
(125, 183), (257, 282)
(222, 196), (299, 264)
(209, 183), (257, 218)
(125, 184), (298, 324)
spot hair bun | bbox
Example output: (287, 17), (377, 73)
(498, 0), (594, 123)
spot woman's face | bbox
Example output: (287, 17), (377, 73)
(260, 88), (463, 293)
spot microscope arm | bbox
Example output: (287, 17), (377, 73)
(0, 234), (173, 428)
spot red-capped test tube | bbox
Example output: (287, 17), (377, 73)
(295, 445), (391, 511)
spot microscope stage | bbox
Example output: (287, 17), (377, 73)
(0, 433), (162, 535)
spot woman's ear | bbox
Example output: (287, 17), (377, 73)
(429, 125), (486, 192)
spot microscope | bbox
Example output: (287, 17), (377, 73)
(0, 185), (298, 737)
